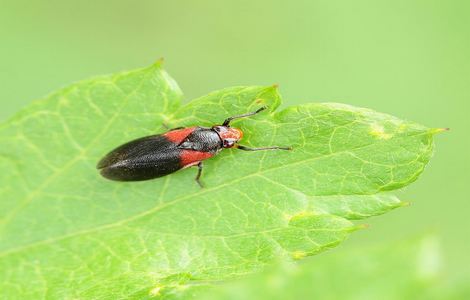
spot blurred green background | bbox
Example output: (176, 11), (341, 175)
(1, 0), (468, 290)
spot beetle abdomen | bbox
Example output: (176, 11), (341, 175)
(97, 135), (182, 181)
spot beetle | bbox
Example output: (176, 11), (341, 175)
(97, 106), (291, 187)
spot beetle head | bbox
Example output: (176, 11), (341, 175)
(213, 126), (243, 148)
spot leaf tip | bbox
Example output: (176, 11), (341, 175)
(399, 201), (412, 207)
(153, 57), (165, 68)
(430, 127), (450, 135)
(352, 224), (369, 231)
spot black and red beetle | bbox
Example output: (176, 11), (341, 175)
(97, 106), (291, 187)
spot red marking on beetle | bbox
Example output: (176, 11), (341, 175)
(180, 150), (213, 167)
(164, 127), (196, 144)
(214, 126), (243, 141)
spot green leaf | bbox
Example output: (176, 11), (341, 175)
(190, 236), (466, 300)
(0, 63), (439, 299)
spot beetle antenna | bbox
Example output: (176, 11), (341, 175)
(236, 145), (292, 151)
(222, 106), (267, 126)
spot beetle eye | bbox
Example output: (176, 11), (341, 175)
(223, 139), (234, 148)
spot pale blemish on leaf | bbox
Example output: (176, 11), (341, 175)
(149, 285), (164, 297)
(397, 123), (408, 133)
(292, 251), (308, 260)
(288, 211), (315, 222)
(369, 123), (393, 139)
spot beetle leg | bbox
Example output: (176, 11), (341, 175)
(195, 161), (204, 188)
(222, 106), (267, 126)
(236, 145), (292, 151)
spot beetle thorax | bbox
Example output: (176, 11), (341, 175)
(212, 126), (243, 148)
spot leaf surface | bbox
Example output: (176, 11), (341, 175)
(191, 237), (462, 300)
(0, 63), (438, 299)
